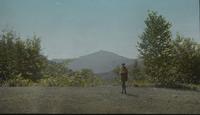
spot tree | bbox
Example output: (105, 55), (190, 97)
(137, 11), (176, 86)
(172, 34), (200, 84)
(43, 60), (70, 77)
(0, 31), (17, 80)
(0, 30), (47, 81)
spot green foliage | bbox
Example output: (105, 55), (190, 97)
(42, 60), (71, 77)
(137, 11), (178, 86)
(0, 30), (47, 81)
(172, 34), (200, 84)
(38, 69), (102, 87)
(137, 10), (200, 87)
(39, 75), (71, 87)
(1, 74), (34, 87)
(0, 30), (102, 87)
(70, 69), (102, 87)
(130, 68), (147, 81)
(129, 60), (146, 81)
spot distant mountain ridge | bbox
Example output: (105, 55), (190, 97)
(51, 58), (75, 66)
(66, 50), (136, 73)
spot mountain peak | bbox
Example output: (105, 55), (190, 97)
(89, 50), (111, 54)
(97, 50), (111, 53)
(68, 50), (135, 73)
(87, 50), (128, 58)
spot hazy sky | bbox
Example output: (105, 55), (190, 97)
(0, 0), (199, 59)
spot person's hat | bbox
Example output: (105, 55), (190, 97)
(122, 63), (125, 66)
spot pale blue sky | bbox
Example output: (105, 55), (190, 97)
(0, 0), (199, 59)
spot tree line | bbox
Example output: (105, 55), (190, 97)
(113, 11), (200, 88)
(0, 30), (102, 86)
(137, 11), (200, 87)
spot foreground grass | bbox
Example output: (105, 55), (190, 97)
(0, 86), (200, 114)
(111, 79), (200, 91)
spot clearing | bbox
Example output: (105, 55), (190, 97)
(0, 85), (200, 114)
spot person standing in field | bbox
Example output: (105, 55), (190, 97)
(119, 63), (128, 94)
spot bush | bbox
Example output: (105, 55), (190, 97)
(172, 35), (200, 84)
(0, 30), (47, 81)
(38, 70), (103, 87)
(1, 74), (33, 87)
(39, 75), (71, 87)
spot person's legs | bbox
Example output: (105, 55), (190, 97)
(124, 81), (127, 94)
(122, 81), (125, 94)
(121, 81), (124, 94)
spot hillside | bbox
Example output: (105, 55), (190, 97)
(51, 58), (75, 66)
(67, 50), (135, 73)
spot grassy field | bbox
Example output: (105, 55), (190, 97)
(0, 85), (200, 114)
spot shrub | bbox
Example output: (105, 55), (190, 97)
(1, 74), (33, 87)
(39, 75), (71, 87)
(0, 30), (47, 81)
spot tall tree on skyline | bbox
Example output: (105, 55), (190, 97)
(137, 11), (176, 86)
